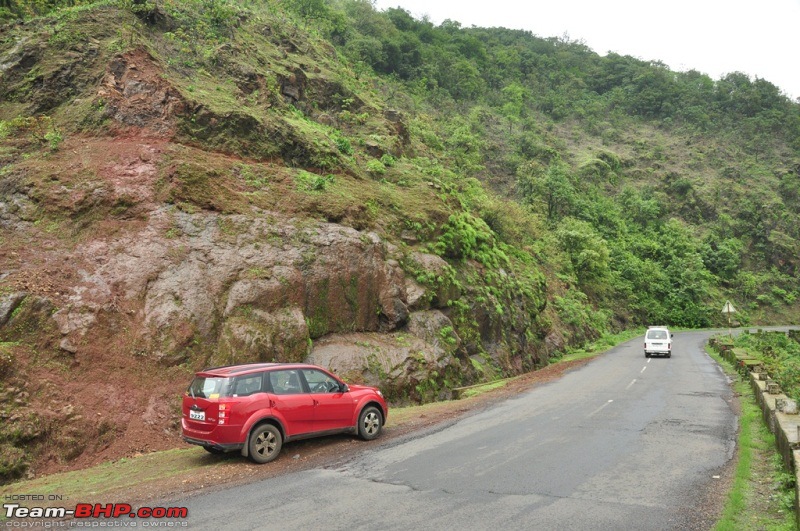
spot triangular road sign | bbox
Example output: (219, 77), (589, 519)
(722, 300), (736, 314)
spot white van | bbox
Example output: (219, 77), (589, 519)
(644, 327), (673, 358)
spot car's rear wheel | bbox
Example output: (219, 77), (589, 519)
(645, 352), (650, 358)
(358, 406), (383, 440)
(666, 352), (672, 358)
(248, 424), (282, 464)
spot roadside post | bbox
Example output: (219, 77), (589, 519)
(722, 300), (737, 337)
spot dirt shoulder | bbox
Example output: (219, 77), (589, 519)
(0, 358), (592, 508)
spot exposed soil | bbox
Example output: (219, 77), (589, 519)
(6, 338), (190, 476)
(2, 131), (223, 478)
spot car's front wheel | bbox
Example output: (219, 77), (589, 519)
(248, 424), (282, 464)
(357, 406), (383, 441)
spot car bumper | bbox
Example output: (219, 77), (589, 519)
(182, 435), (244, 452)
(182, 418), (245, 450)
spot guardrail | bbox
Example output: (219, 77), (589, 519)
(709, 334), (800, 527)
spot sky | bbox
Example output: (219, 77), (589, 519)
(372, 0), (800, 100)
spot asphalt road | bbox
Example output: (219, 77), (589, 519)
(177, 330), (737, 530)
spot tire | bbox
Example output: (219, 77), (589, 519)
(357, 406), (383, 441)
(248, 424), (282, 464)
(666, 352), (672, 358)
(645, 352), (650, 358)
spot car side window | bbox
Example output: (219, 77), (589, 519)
(301, 369), (341, 394)
(232, 374), (263, 397)
(269, 370), (305, 395)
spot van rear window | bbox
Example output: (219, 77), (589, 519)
(188, 377), (231, 398)
(647, 330), (668, 340)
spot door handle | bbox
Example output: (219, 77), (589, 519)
(269, 400), (276, 408)
(313, 399), (319, 406)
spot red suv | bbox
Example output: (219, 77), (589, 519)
(181, 363), (388, 463)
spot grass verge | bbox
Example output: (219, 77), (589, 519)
(558, 328), (644, 362)
(707, 346), (797, 530)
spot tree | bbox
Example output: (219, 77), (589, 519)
(284, 0), (328, 20)
(517, 159), (575, 221)
(701, 238), (743, 280)
(438, 58), (484, 100)
(500, 82), (526, 130)
(556, 217), (611, 289)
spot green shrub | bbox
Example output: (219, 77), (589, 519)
(432, 211), (508, 269)
(295, 170), (335, 192)
(45, 129), (64, 151)
(365, 159), (386, 175)
(733, 332), (800, 404)
(332, 131), (353, 155)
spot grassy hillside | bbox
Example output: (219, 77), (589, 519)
(319, 1), (800, 328)
(4, 0), (798, 330)
(1, 0), (800, 480)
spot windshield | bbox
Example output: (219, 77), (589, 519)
(188, 377), (231, 398)
(647, 330), (668, 340)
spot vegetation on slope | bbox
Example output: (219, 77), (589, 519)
(730, 331), (800, 406)
(3, 0), (799, 333)
(316, 0), (800, 328)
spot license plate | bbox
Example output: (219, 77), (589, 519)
(189, 410), (205, 421)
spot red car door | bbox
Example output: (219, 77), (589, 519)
(266, 369), (315, 437)
(300, 369), (355, 431)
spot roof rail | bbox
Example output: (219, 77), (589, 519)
(199, 362), (307, 373)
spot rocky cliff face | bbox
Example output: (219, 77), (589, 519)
(2, 199), (532, 396)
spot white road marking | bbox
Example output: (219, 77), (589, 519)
(641, 365), (647, 374)
(625, 379), (637, 390)
(587, 399), (614, 417)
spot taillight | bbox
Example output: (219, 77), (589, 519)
(218, 403), (232, 425)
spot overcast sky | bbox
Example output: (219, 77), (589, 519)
(372, 0), (800, 100)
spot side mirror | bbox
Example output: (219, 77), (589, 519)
(671, 333), (674, 338)
(340, 383), (349, 393)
